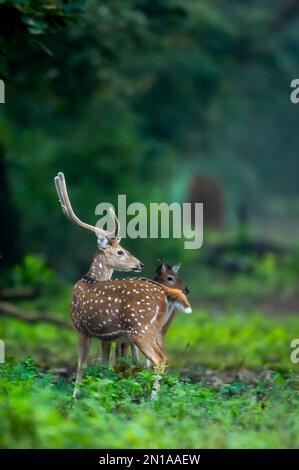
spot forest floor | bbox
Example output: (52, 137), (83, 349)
(1, 262), (299, 448)
(1, 303), (299, 448)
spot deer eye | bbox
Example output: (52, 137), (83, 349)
(167, 276), (174, 281)
(117, 250), (124, 256)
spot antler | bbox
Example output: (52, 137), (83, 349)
(54, 172), (120, 239)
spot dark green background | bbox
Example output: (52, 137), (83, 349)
(1, 0), (299, 279)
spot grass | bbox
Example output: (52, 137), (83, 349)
(1, 360), (299, 448)
(1, 254), (299, 448)
(1, 306), (299, 448)
(1, 307), (298, 370)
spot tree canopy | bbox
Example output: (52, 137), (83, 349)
(1, 0), (299, 274)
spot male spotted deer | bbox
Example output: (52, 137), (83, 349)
(54, 172), (142, 379)
(54, 172), (191, 399)
(72, 277), (191, 398)
(55, 173), (145, 365)
(113, 262), (190, 366)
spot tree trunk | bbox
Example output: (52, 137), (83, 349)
(0, 144), (22, 268)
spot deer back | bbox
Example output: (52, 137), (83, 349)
(71, 278), (190, 340)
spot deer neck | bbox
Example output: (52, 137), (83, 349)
(86, 250), (113, 281)
(164, 303), (176, 323)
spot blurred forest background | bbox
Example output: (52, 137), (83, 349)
(1, 0), (299, 449)
(1, 0), (299, 275)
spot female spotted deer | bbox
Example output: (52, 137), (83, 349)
(113, 262), (190, 366)
(154, 262), (189, 343)
(54, 172), (191, 399)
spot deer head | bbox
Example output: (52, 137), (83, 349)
(99, 238), (144, 272)
(54, 172), (143, 273)
(154, 262), (189, 295)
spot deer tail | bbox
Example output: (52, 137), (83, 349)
(162, 286), (192, 314)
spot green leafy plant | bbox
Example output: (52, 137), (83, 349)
(12, 255), (53, 287)
(1, 360), (299, 449)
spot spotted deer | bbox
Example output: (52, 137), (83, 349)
(72, 277), (191, 398)
(113, 262), (190, 366)
(54, 172), (191, 399)
(54, 172), (142, 382)
(55, 172), (144, 364)
(154, 262), (189, 342)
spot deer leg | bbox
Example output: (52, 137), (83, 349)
(157, 331), (163, 349)
(145, 358), (152, 368)
(150, 341), (168, 398)
(131, 344), (140, 362)
(73, 332), (91, 398)
(121, 342), (130, 358)
(115, 341), (139, 365)
(115, 341), (121, 361)
(115, 341), (128, 363)
(101, 340), (112, 366)
(115, 341), (134, 366)
(131, 336), (168, 399)
(146, 332), (163, 368)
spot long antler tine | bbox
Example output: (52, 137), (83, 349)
(58, 172), (97, 234)
(54, 175), (68, 216)
(54, 171), (119, 240)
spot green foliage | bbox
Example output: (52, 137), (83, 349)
(168, 309), (298, 370)
(11, 255), (53, 287)
(1, 1), (299, 449)
(1, 307), (297, 371)
(0, 0), (85, 74)
(0, 0), (84, 37)
(17, 0), (84, 34)
(1, 258), (299, 448)
(1, 360), (299, 448)
(2, 0), (299, 275)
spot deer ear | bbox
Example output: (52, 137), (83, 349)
(155, 263), (166, 274)
(97, 235), (109, 250)
(155, 263), (162, 274)
(172, 263), (181, 274)
(160, 263), (167, 273)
